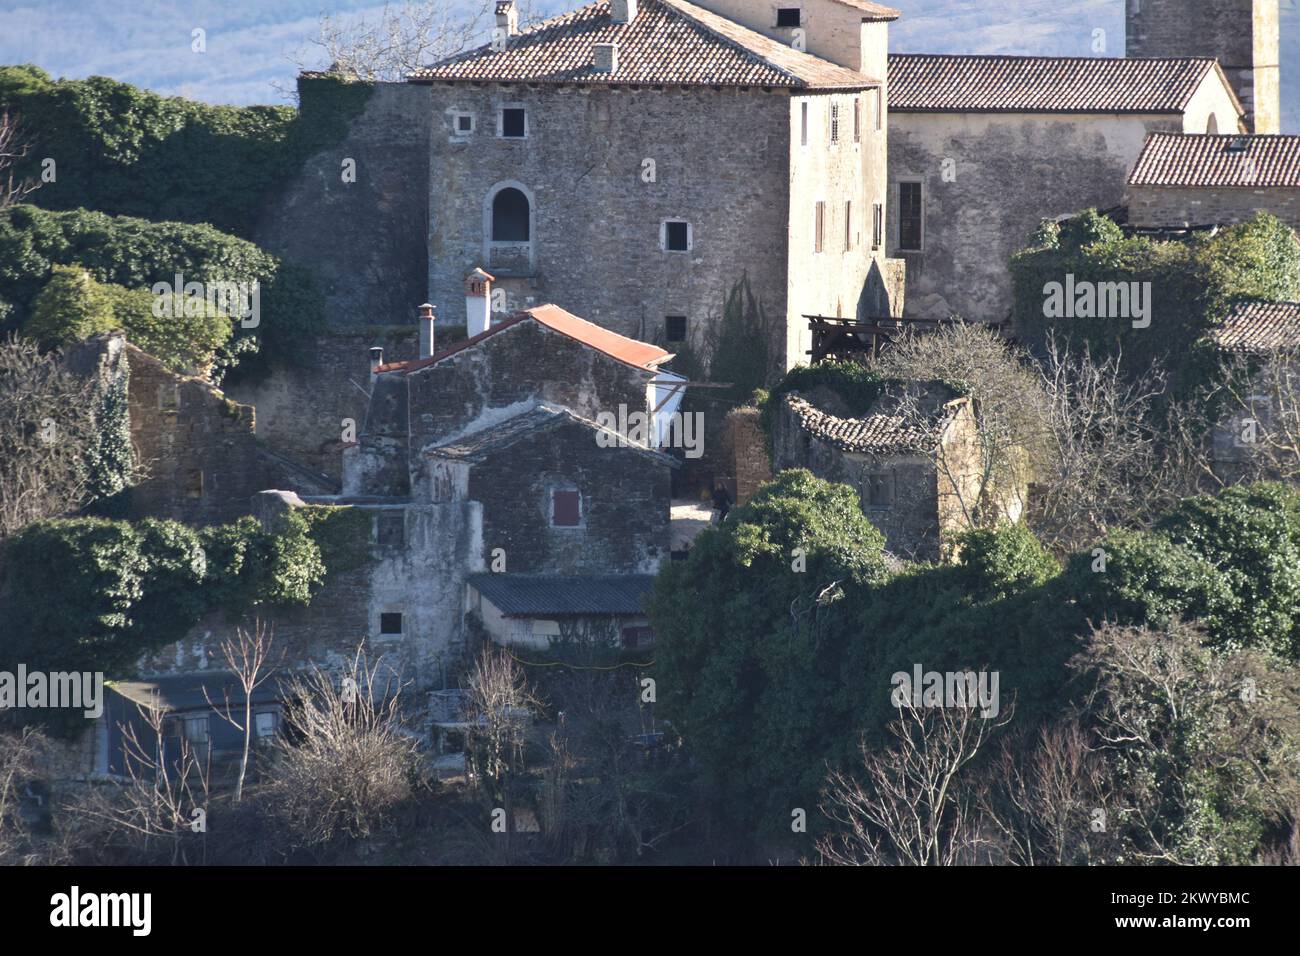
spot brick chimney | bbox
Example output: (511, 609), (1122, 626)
(418, 303), (436, 359)
(594, 42), (618, 73)
(611, 0), (637, 24)
(495, 1), (518, 36)
(464, 268), (495, 337)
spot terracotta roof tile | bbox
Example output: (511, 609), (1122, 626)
(1129, 133), (1300, 188)
(1211, 301), (1300, 354)
(784, 392), (959, 455)
(888, 54), (1223, 114)
(379, 303), (672, 374)
(411, 0), (878, 90)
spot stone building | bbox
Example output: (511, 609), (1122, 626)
(66, 332), (276, 527)
(1126, 0), (1280, 134)
(413, 0), (902, 370)
(1126, 132), (1300, 231)
(771, 381), (984, 561)
(885, 53), (1243, 323)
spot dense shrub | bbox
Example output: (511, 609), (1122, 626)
(0, 204), (320, 371)
(24, 264), (117, 347)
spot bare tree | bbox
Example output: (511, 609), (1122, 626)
(203, 620), (279, 803)
(0, 108), (41, 209)
(1203, 346), (1300, 485)
(0, 726), (46, 863)
(78, 700), (211, 865)
(816, 697), (1012, 866)
(0, 335), (99, 539)
(262, 649), (420, 851)
(464, 643), (538, 840)
(294, 1), (508, 83)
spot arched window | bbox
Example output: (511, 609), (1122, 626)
(1207, 113), (1219, 134)
(492, 187), (530, 242)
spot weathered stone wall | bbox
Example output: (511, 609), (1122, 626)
(225, 328), (420, 482)
(120, 342), (264, 527)
(469, 416), (672, 575)
(1127, 184), (1300, 230)
(886, 111), (1182, 323)
(1127, 0), (1279, 133)
(724, 406), (773, 505)
(424, 81), (796, 364)
(253, 80), (433, 326)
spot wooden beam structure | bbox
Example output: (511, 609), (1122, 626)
(804, 314), (956, 365)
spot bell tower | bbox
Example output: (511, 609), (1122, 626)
(1126, 0), (1279, 133)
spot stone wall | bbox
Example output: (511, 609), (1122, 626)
(1127, 184), (1300, 230)
(724, 406), (773, 506)
(253, 79), (433, 327)
(886, 111), (1185, 323)
(424, 81), (796, 364)
(468, 415), (672, 575)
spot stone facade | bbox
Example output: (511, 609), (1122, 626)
(1126, 0), (1280, 134)
(723, 406), (773, 506)
(887, 81), (1239, 323)
(1127, 184), (1300, 231)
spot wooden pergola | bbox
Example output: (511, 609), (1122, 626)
(804, 314), (957, 364)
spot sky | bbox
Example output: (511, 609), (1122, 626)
(0, 0), (1295, 130)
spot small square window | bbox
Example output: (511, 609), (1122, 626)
(665, 315), (687, 342)
(183, 716), (209, 744)
(776, 8), (801, 28)
(454, 112), (474, 134)
(663, 220), (690, 252)
(380, 612), (403, 635)
(501, 107), (526, 138)
(254, 711), (278, 739)
(552, 490), (581, 527)
(376, 511), (405, 548)
(159, 384), (179, 411)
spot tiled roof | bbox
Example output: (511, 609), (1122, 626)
(784, 392), (961, 455)
(110, 673), (292, 712)
(467, 572), (656, 616)
(1211, 301), (1300, 354)
(888, 54), (1225, 114)
(427, 402), (676, 464)
(379, 303), (672, 374)
(825, 0), (900, 15)
(1129, 133), (1300, 188)
(410, 0), (879, 90)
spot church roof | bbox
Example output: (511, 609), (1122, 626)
(1211, 301), (1300, 354)
(377, 304), (673, 375)
(1129, 133), (1300, 188)
(888, 54), (1228, 114)
(409, 0), (880, 90)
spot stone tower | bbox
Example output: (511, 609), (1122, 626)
(1126, 0), (1280, 133)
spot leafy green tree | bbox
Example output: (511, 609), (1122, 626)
(23, 264), (117, 347)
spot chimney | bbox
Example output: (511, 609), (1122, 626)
(495, 1), (518, 36)
(464, 268), (495, 337)
(610, 0), (637, 24)
(593, 42), (618, 74)
(368, 346), (384, 383)
(418, 303), (437, 359)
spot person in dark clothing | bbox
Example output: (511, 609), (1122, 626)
(712, 482), (732, 523)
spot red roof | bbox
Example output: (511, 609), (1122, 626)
(1129, 133), (1300, 188)
(377, 304), (673, 374)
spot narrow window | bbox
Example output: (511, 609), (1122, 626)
(801, 102), (808, 146)
(872, 202), (882, 250)
(491, 187), (530, 241)
(376, 511), (405, 548)
(845, 201), (853, 251)
(380, 612), (404, 635)
(254, 711), (278, 740)
(665, 315), (687, 342)
(874, 87), (883, 130)
(830, 103), (839, 144)
(159, 383), (179, 410)
(866, 474), (893, 509)
(776, 8), (800, 27)
(183, 716), (209, 745)
(552, 490), (581, 527)
(663, 220), (690, 252)
(500, 107), (526, 138)
(854, 98), (861, 142)
(186, 469), (203, 499)
(814, 201), (824, 254)
(898, 181), (923, 251)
